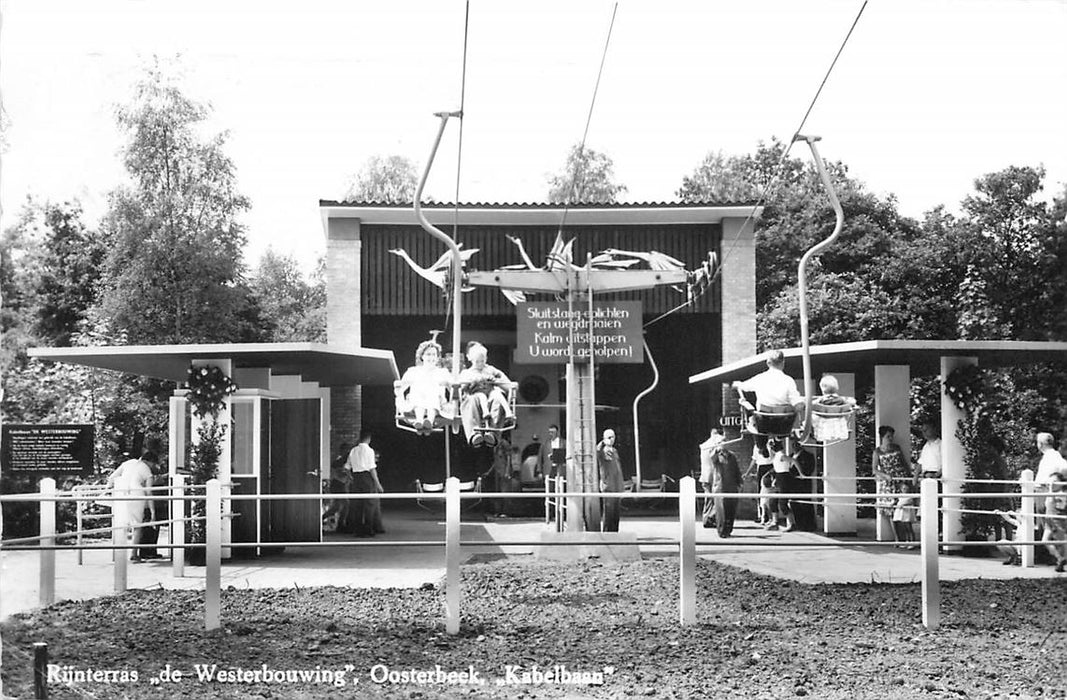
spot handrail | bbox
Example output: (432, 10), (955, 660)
(793, 134), (844, 442)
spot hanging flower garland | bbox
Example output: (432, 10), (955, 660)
(943, 364), (987, 418)
(185, 365), (238, 418)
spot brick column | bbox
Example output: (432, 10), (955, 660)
(719, 216), (756, 364)
(326, 216), (363, 448)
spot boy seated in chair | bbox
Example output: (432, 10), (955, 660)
(811, 375), (856, 443)
(458, 341), (514, 448)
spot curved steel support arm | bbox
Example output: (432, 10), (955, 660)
(631, 336), (659, 487)
(414, 111), (464, 379)
(794, 134), (843, 440)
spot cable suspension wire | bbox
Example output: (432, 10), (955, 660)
(644, 0), (868, 330)
(443, 0), (471, 335)
(556, 2), (618, 238)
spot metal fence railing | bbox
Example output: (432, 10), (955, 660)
(1, 469), (1061, 635)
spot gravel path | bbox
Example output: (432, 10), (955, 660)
(2, 557), (1065, 699)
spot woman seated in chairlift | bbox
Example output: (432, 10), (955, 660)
(458, 341), (514, 448)
(397, 340), (451, 435)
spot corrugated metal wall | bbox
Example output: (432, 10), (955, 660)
(361, 223), (722, 316)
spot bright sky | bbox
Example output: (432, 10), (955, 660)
(2, 0), (1065, 272)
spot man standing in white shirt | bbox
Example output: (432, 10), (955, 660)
(107, 451), (158, 562)
(1035, 432), (1067, 485)
(344, 430), (384, 537)
(915, 421), (943, 480)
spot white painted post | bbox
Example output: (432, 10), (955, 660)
(39, 478), (56, 607)
(75, 486), (85, 565)
(940, 355), (977, 552)
(920, 478), (940, 630)
(445, 477), (461, 635)
(1020, 469), (1035, 568)
(679, 476), (696, 626)
(205, 479), (221, 631)
(172, 474), (186, 577)
(113, 487), (128, 593)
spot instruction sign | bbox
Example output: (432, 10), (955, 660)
(1, 424), (94, 475)
(516, 302), (643, 364)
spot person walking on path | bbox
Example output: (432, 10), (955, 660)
(106, 450), (159, 563)
(700, 430), (742, 537)
(344, 431), (384, 537)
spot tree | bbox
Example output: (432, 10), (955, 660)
(94, 65), (257, 344)
(342, 155), (419, 203)
(249, 250), (327, 342)
(956, 166), (1063, 340)
(547, 144), (627, 204)
(678, 139), (921, 314)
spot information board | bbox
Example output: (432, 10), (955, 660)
(516, 301), (644, 364)
(1, 424), (94, 476)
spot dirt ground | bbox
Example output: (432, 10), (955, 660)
(2, 557), (1065, 699)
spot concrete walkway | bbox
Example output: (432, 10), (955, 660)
(1, 507), (1059, 621)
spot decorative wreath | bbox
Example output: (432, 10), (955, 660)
(186, 365), (238, 418)
(943, 364), (986, 416)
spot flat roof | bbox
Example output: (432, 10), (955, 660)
(319, 201), (762, 229)
(28, 343), (400, 387)
(689, 339), (1067, 386)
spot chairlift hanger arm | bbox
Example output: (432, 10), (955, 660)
(793, 134), (844, 441)
(466, 269), (688, 295)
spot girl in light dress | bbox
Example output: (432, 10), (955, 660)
(397, 340), (451, 436)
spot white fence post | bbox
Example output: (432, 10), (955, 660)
(920, 478), (940, 630)
(172, 474), (186, 577)
(1020, 469), (1034, 568)
(113, 486), (128, 593)
(206, 479), (222, 631)
(75, 485), (85, 565)
(39, 478), (56, 607)
(679, 476), (696, 626)
(445, 476), (460, 635)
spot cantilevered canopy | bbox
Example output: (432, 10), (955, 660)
(28, 343), (399, 387)
(689, 339), (1067, 386)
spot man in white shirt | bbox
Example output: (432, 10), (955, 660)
(1035, 432), (1067, 485)
(915, 421), (943, 479)
(732, 350), (803, 411)
(344, 431), (384, 537)
(107, 451), (158, 562)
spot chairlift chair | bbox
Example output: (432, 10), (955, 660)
(393, 380), (460, 435)
(804, 397), (855, 445)
(414, 477), (483, 512)
(461, 381), (519, 445)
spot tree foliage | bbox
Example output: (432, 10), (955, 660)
(547, 144), (627, 204)
(94, 66), (257, 344)
(342, 155), (419, 203)
(249, 250), (327, 342)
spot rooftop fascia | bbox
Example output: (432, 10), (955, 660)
(319, 204), (762, 230)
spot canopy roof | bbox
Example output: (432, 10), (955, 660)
(28, 343), (399, 387)
(689, 339), (1067, 386)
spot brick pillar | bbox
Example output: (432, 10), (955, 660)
(720, 216), (756, 364)
(326, 216), (363, 449)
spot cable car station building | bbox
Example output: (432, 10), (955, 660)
(321, 201), (760, 491)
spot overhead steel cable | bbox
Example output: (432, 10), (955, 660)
(644, 0), (869, 330)
(556, 3), (618, 241)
